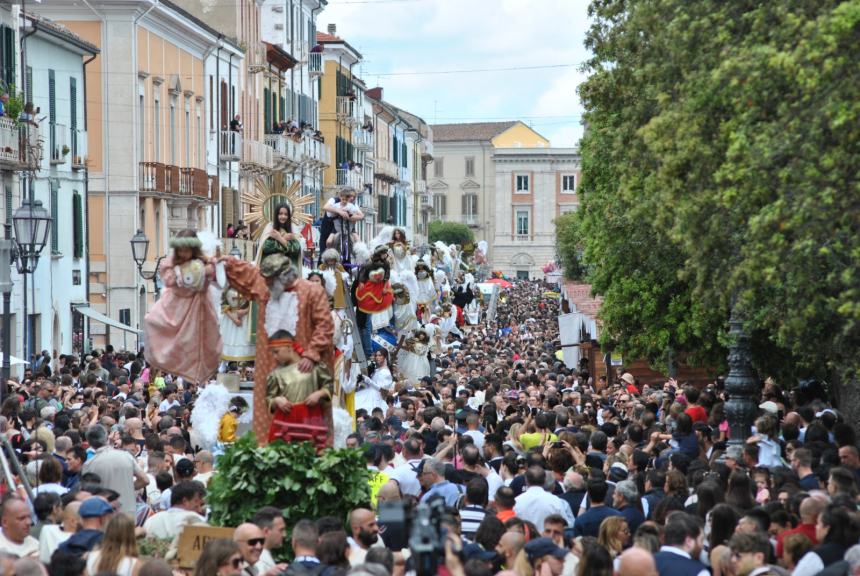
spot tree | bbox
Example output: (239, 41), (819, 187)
(577, 0), (860, 407)
(555, 212), (585, 281)
(428, 220), (475, 246)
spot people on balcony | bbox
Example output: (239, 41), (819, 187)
(20, 103), (39, 127)
(226, 224), (236, 239)
(0, 93), (8, 117)
(229, 114), (242, 133)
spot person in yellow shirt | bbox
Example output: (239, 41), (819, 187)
(218, 398), (247, 443)
(364, 444), (391, 509)
(519, 412), (558, 451)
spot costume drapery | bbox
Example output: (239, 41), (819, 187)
(257, 222), (303, 276)
(266, 363), (333, 412)
(396, 336), (431, 386)
(220, 288), (254, 362)
(223, 259), (334, 444)
(144, 257), (221, 384)
(355, 366), (393, 415)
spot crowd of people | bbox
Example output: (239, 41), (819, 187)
(2, 244), (860, 576)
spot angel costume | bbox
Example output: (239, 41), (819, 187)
(223, 256), (334, 445)
(220, 288), (254, 362)
(392, 283), (419, 335)
(354, 364), (393, 415)
(144, 256), (221, 384)
(396, 331), (431, 386)
(414, 263), (438, 308)
(258, 222), (303, 276)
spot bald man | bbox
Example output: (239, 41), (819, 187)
(618, 547), (658, 576)
(496, 531), (525, 569)
(348, 508), (380, 566)
(235, 523), (282, 576)
(776, 494), (827, 560)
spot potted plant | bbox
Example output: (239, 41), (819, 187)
(61, 145), (70, 156)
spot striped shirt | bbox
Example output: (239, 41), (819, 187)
(460, 505), (487, 541)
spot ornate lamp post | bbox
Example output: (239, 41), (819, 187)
(723, 304), (760, 444)
(130, 230), (165, 299)
(229, 242), (242, 259)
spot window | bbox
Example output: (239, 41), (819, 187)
(562, 174), (576, 193)
(155, 208), (161, 256)
(72, 270), (81, 285)
(516, 174), (529, 192)
(434, 158), (444, 178)
(465, 157), (475, 177)
(70, 78), (78, 160)
(1, 27), (15, 87)
(169, 98), (176, 164)
(462, 193), (478, 222)
(197, 104), (203, 167)
(516, 209), (530, 236)
(50, 179), (59, 253)
(154, 95), (160, 162)
(433, 194), (447, 218)
(185, 100), (191, 167)
(48, 69), (56, 160)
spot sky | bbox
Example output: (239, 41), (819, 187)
(318, 0), (592, 148)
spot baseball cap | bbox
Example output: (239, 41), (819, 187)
(79, 497), (114, 518)
(524, 537), (567, 561)
(758, 401), (779, 415)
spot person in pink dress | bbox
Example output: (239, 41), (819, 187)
(144, 229), (222, 384)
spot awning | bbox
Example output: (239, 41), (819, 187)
(74, 305), (142, 335)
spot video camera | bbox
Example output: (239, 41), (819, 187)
(378, 496), (456, 576)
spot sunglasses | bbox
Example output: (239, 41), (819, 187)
(226, 557), (243, 569)
(243, 538), (265, 547)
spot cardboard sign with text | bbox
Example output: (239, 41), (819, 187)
(177, 525), (236, 568)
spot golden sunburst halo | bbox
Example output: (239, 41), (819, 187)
(241, 172), (315, 239)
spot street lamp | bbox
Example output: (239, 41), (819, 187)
(131, 230), (165, 298)
(229, 242), (242, 259)
(12, 199), (51, 274)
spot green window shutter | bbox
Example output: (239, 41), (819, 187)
(49, 70), (56, 159)
(4, 27), (14, 88)
(50, 179), (59, 253)
(263, 88), (271, 131)
(70, 77), (78, 159)
(25, 66), (32, 106)
(402, 142), (407, 167)
(4, 177), (11, 224)
(73, 192), (83, 258)
(279, 95), (285, 121)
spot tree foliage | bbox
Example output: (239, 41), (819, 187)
(576, 0), (860, 382)
(207, 434), (371, 527)
(428, 220), (475, 246)
(555, 212), (586, 281)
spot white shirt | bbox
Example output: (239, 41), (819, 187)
(388, 460), (423, 498)
(791, 551), (824, 576)
(34, 483), (68, 496)
(143, 508), (208, 540)
(514, 486), (575, 532)
(0, 530), (39, 558)
(463, 430), (485, 451)
(39, 524), (71, 564)
(255, 549), (276, 574)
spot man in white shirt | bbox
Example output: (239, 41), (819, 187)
(251, 507), (287, 575)
(158, 388), (181, 413)
(0, 498), (39, 558)
(143, 481), (208, 540)
(514, 466), (574, 533)
(386, 438), (424, 500)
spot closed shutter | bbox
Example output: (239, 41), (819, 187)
(49, 70), (56, 159)
(70, 77), (78, 159)
(3, 27), (14, 88)
(222, 187), (234, 234)
(377, 195), (387, 223)
(4, 178), (11, 224)
(25, 66), (32, 106)
(50, 178), (59, 253)
(279, 95), (285, 121)
(263, 87), (270, 132)
(73, 192), (83, 258)
(388, 196), (396, 224)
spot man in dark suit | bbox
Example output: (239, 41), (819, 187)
(653, 512), (708, 576)
(572, 480), (621, 538)
(285, 519), (323, 574)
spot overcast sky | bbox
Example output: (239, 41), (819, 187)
(318, 0), (591, 148)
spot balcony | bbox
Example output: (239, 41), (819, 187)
(49, 123), (69, 165)
(139, 162), (179, 194)
(240, 138), (275, 173)
(0, 117), (40, 170)
(352, 130), (372, 152)
(179, 167), (214, 201)
(374, 158), (399, 183)
(302, 138), (330, 167)
(419, 194), (432, 212)
(462, 215), (480, 228)
(336, 168), (364, 190)
(264, 134), (303, 169)
(415, 180), (427, 194)
(336, 96), (355, 123)
(219, 130), (242, 162)
(308, 52), (323, 77)
(71, 129), (87, 171)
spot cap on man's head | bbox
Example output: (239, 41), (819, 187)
(758, 401), (779, 415)
(524, 537), (567, 561)
(260, 253), (290, 278)
(79, 497), (114, 518)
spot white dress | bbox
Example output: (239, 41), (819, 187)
(396, 340), (431, 386)
(86, 551), (137, 576)
(220, 288), (254, 362)
(355, 366), (393, 414)
(415, 277), (437, 306)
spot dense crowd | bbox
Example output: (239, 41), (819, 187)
(1, 280), (859, 576)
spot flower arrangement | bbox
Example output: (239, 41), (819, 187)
(542, 261), (559, 274)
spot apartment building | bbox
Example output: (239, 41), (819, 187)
(492, 147), (580, 279)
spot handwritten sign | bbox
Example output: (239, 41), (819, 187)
(177, 525), (236, 568)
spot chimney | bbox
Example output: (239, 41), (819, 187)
(328, 24), (336, 35)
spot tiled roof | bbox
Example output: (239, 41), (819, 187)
(316, 32), (343, 43)
(563, 281), (603, 320)
(430, 121), (519, 142)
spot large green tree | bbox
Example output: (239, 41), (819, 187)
(576, 0), (860, 395)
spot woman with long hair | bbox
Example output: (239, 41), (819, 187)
(597, 516), (629, 560)
(86, 514), (139, 576)
(317, 530), (350, 576)
(725, 470), (756, 512)
(653, 470), (688, 525)
(355, 348), (393, 415)
(708, 504), (739, 576)
(259, 202), (303, 275)
(575, 537), (612, 576)
(193, 538), (243, 576)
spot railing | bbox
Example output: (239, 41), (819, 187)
(179, 167), (211, 198)
(374, 158), (399, 181)
(50, 123), (69, 165)
(71, 129), (87, 170)
(308, 52), (323, 77)
(415, 180), (427, 193)
(336, 96), (354, 121)
(242, 138), (274, 170)
(220, 130), (242, 161)
(139, 162), (180, 194)
(352, 130), (372, 151)
(336, 168), (364, 189)
(302, 138), (330, 167)
(0, 117), (21, 166)
(265, 134), (303, 165)
(462, 215), (480, 227)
